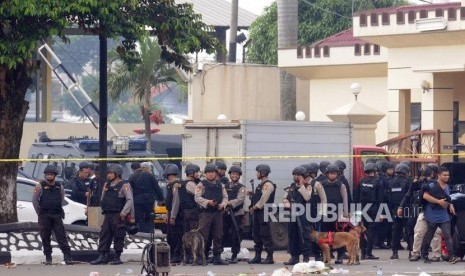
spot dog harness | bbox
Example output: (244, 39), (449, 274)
(318, 231), (335, 246)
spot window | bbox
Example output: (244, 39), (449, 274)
(354, 44), (361, 56)
(461, 7), (465, 20)
(436, 9), (443, 17)
(364, 43), (371, 55)
(382, 13), (390, 25)
(323, 46), (330, 57)
(360, 14), (367, 26)
(314, 46), (321, 57)
(420, 10), (428, 19)
(297, 46), (303, 58)
(449, 8), (457, 20)
(396, 11), (405, 24)
(408, 10), (416, 23)
(305, 46), (312, 58)
(371, 13), (379, 26)
(373, 44), (380, 55)
(411, 102), (421, 132)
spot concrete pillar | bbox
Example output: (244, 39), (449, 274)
(352, 124), (378, 145)
(421, 86), (454, 163)
(388, 89), (411, 138)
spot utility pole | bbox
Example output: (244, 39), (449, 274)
(98, 31), (108, 193)
(228, 0), (239, 62)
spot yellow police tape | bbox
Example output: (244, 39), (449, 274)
(0, 152), (464, 163)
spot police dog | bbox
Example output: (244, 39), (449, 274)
(310, 224), (366, 266)
(182, 229), (206, 266)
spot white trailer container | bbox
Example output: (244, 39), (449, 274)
(182, 120), (354, 248)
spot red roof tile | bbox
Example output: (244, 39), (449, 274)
(310, 29), (368, 47)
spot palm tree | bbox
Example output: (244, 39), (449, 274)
(107, 35), (185, 149)
(277, 0), (298, 120)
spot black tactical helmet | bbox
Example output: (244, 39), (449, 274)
(364, 162), (377, 173)
(131, 162), (141, 170)
(256, 164), (271, 176)
(334, 160), (347, 171)
(395, 163), (409, 175)
(375, 160), (387, 173)
(108, 164), (123, 177)
(325, 164), (340, 173)
(292, 166), (307, 177)
(79, 162), (90, 170)
(185, 164), (200, 175)
(319, 161), (331, 174)
(44, 165), (58, 175)
(228, 165), (242, 175)
(425, 163), (439, 176)
(308, 162), (319, 174)
(204, 164), (218, 173)
(216, 161), (227, 171)
(385, 161), (396, 170)
(300, 164), (311, 177)
(164, 163), (179, 176)
(126, 223), (140, 235)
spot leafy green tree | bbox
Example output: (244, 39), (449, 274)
(247, 0), (407, 65)
(107, 35), (185, 149)
(0, 0), (217, 223)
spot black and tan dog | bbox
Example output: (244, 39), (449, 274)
(182, 229), (206, 266)
(310, 224), (366, 266)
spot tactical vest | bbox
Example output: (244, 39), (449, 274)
(166, 181), (175, 211)
(101, 181), (126, 214)
(389, 175), (408, 207)
(225, 182), (244, 212)
(130, 171), (155, 199)
(428, 181), (450, 210)
(359, 177), (378, 205)
(285, 182), (306, 205)
(322, 180), (343, 205)
(251, 180), (276, 206)
(201, 180), (223, 212)
(179, 180), (197, 209)
(39, 181), (63, 214)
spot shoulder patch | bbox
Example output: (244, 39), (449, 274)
(240, 187), (245, 193)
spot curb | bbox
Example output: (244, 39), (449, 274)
(1, 249), (145, 265)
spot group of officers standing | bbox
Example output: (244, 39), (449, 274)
(33, 156), (458, 266)
(164, 161), (278, 265)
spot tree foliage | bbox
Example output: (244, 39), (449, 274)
(0, 0), (218, 223)
(247, 0), (408, 65)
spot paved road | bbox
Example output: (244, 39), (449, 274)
(4, 247), (465, 276)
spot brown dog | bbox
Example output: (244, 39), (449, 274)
(182, 229), (206, 266)
(310, 224), (366, 266)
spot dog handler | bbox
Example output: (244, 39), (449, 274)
(91, 164), (135, 265)
(33, 165), (73, 265)
(195, 164), (229, 265)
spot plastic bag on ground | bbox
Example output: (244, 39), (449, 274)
(271, 267), (292, 276)
(221, 247), (250, 260)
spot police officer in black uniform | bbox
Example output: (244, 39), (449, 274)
(33, 165), (73, 265)
(320, 163), (349, 264)
(223, 165), (246, 264)
(374, 160), (393, 249)
(195, 164), (229, 265)
(317, 161), (330, 183)
(389, 163), (411, 259)
(91, 164), (135, 265)
(335, 160), (352, 206)
(216, 161), (229, 185)
(164, 163), (184, 264)
(129, 161), (164, 233)
(88, 164), (101, 207)
(69, 162), (91, 205)
(248, 164), (276, 265)
(178, 163), (201, 233)
(283, 166), (311, 265)
(355, 162), (382, 260)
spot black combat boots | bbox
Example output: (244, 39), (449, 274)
(261, 252), (274, 264)
(248, 251), (262, 264)
(284, 255), (299, 265)
(110, 252), (123, 265)
(229, 253), (238, 264)
(44, 254), (52, 265)
(63, 252), (73, 265)
(212, 255), (229, 265)
(90, 252), (109, 265)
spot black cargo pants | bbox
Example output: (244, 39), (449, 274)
(97, 212), (127, 254)
(39, 212), (71, 256)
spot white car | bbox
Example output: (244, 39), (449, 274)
(16, 177), (87, 225)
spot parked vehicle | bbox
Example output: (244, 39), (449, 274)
(16, 176), (87, 225)
(182, 120), (394, 249)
